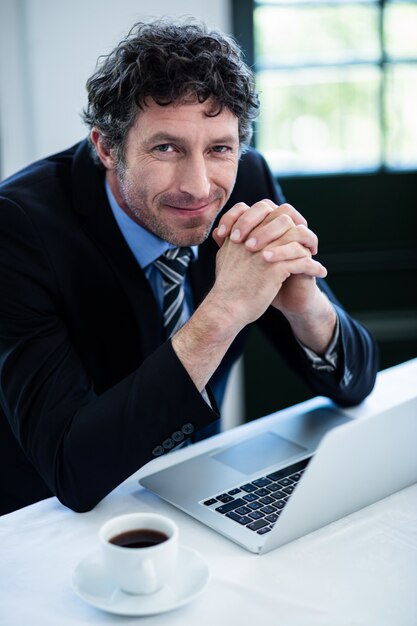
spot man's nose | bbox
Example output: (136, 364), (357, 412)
(177, 155), (211, 200)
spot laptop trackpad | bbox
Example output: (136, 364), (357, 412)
(212, 432), (307, 475)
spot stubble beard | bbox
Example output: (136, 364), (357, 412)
(117, 166), (225, 247)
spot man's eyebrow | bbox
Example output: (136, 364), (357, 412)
(210, 135), (239, 146)
(144, 133), (239, 146)
(144, 133), (181, 146)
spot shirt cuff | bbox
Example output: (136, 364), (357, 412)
(296, 314), (340, 372)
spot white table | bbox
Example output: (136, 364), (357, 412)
(1, 359), (417, 626)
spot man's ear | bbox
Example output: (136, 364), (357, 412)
(90, 129), (116, 170)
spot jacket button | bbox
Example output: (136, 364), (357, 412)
(162, 438), (174, 450)
(172, 430), (185, 443)
(152, 445), (164, 457)
(182, 423), (194, 435)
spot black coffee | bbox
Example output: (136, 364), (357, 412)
(109, 528), (169, 549)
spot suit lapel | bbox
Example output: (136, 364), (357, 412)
(71, 141), (164, 354)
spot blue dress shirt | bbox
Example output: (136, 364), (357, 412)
(105, 180), (197, 318)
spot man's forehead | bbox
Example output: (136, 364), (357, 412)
(134, 97), (239, 135)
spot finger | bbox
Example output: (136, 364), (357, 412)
(228, 200), (279, 243)
(289, 224), (318, 255)
(260, 241), (312, 263)
(275, 203), (308, 227)
(245, 223), (318, 255)
(212, 227), (225, 248)
(265, 254), (328, 278)
(245, 219), (316, 253)
(215, 202), (250, 239)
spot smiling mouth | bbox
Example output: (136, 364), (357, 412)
(165, 203), (212, 212)
(161, 191), (223, 213)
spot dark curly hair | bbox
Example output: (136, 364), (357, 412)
(82, 19), (259, 165)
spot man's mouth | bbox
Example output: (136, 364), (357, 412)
(160, 192), (223, 214)
(166, 203), (210, 211)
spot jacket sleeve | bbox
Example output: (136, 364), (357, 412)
(0, 197), (218, 512)
(256, 283), (379, 407)
(247, 150), (379, 406)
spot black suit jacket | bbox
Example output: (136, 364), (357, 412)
(0, 141), (378, 515)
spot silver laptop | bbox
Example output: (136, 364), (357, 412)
(140, 397), (417, 554)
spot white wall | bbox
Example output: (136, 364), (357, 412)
(0, 0), (231, 178)
(0, 0), (244, 429)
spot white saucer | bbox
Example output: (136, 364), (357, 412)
(72, 545), (209, 616)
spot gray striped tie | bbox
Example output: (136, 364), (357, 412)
(154, 247), (192, 338)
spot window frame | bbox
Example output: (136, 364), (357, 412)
(232, 0), (417, 176)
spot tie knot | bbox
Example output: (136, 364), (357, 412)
(154, 247), (192, 285)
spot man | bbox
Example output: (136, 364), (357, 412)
(0, 21), (378, 515)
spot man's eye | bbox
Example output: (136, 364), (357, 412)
(212, 146), (230, 154)
(154, 144), (174, 153)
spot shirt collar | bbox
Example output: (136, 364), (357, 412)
(105, 179), (198, 269)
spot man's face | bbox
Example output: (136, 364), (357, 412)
(106, 99), (240, 247)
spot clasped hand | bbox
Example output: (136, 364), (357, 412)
(171, 200), (335, 391)
(211, 200), (328, 328)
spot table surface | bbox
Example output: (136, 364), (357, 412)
(1, 359), (417, 626)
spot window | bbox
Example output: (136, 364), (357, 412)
(250, 0), (417, 174)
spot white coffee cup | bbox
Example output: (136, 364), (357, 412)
(99, 512), (179, 595)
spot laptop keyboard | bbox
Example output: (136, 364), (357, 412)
(202, 457), (311, 536)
